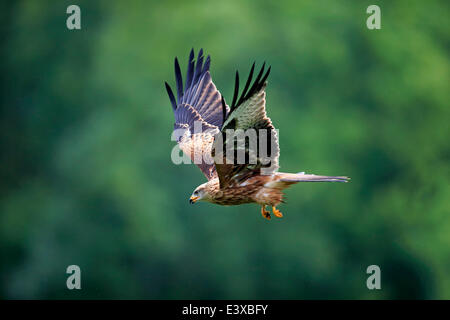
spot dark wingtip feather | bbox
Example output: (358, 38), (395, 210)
(231, 71), (239, 110)
(247, 62), (265, 94)
(203, 55), (211, 73)
(174, 57), (183, 102)
(237, 62), (256, 106)
(261, 65), (271, 84)
(165, 81), (177, 112)
(185, 49), (195, 90)
(193, 51), (205, 83)
(221, 95), (227, 125)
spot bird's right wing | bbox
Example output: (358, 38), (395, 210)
(165, 49), (230, 180)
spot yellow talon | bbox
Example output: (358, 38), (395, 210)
(272, 206), (283, 218)
(261, 205), (271, 220)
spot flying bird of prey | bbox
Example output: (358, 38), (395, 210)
(165, 49), (349, 220)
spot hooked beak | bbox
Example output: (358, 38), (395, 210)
(189, 196), (199, 204)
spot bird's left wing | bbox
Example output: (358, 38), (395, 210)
(165, 49), (230, 180)
(213, 63), (280, 188)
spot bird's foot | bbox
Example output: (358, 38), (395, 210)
(261, 205), (271, 220)
(272, 206), (283, 218)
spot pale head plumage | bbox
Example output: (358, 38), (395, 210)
(189, 178), (219, 204)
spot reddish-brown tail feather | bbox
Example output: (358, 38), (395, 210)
(267, 172), (350, 189)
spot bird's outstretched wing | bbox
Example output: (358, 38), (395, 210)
(165, 49), (230, 180)
(213, 63), (280, 189)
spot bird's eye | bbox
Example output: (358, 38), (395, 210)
(194, 191), (198, 196)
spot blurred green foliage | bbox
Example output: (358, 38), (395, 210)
(0, 0), (449, 299)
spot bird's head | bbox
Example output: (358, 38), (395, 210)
(189, 182), (212, 204)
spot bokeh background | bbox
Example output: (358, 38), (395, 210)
(1, 0), (449, 299)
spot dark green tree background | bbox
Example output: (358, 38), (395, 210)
(0, 0), (448, 299)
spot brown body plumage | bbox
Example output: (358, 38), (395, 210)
(165, 49), (349, 220)
(202, 175), (280, 206)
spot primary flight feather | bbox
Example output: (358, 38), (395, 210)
(165, 49), (349, 220)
